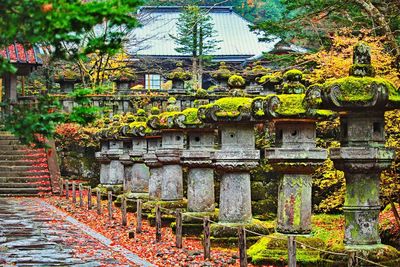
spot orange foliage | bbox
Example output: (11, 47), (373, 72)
(304, 28), (400, 87)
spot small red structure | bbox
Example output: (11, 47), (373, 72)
(0, 43), (42, 102)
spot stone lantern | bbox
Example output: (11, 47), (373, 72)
(312, 42), (400, 258)
(167, 63), (191, 95)
(144, 135), (163, 200)
(243, 61), (269, 95)
(211, 62), (231, 93)
(95, 140), (111, 185)
(119, 120), (150, 199)
(198, 97), (272, 241)
(252, 94), (332, 234)
(95, 116), (125, 187)
(147, 112), (186, 206)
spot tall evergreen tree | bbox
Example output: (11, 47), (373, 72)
(171, 5), (220, 89)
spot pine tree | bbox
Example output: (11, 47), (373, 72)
(171, 5), (220, 90)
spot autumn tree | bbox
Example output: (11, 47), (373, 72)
(0, 0), (142, 146)
(252, 0), (400, 66)
(170, 5), (220, 89)
(0, 0), (142, 74)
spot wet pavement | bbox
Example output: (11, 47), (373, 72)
(0, 198), (144, 266)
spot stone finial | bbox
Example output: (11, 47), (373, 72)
(350, 42), (375, 77)
(353, 42), (371, 65)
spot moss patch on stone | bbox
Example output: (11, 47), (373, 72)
(283, 69), (303, 81)
(200, 97), (252, 119)
(323, 76), (399, 103)
(247, 233), (325, 266)
(181, 108), (202, 125)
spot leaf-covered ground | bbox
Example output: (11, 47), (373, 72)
(44, 195), (251, 266)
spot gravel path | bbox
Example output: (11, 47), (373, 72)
(0, 198), (152, 266)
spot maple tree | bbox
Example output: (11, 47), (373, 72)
(0, 0), (142, 74)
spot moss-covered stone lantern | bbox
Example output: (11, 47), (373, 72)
(252, 94), (333, 234)
(147, 111), (186, 208)
(243, 61), (269, 95)
(211, 62), (232, 93)
(198, 97), (272, 242)
(312, 42), (400, 257)
(167, 63), (191, 95)
(119, 119), (151, 199)
(94, 115), (126, 194)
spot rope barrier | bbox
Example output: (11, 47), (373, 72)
(58, 183), (390, 267)
(355, 256), (389, 267)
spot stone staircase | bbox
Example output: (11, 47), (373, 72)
(0, 132), (52, 197)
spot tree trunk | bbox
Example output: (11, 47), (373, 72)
(353, 0), (400, 58)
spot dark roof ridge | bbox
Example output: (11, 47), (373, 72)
(139, 5), (233, 13)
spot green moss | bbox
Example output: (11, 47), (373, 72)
(200, 97), (252, 119)
(275, 94), (307, 116)
(248, 233), (325, 266)
(136, 109), (146, 116)
(211, 62), (232, 80)
(150, 107), (160, 115)
(258, 74), (281, 84)
(349, 64), (375, 77)
(283, 69), (303, 81)
(281, 82), (306, 94)
(168, 97), (176, 104)
(323, 76), (399, 103)
(228, 74), (246, 88)
(167, 66), (191, 81)
(181, 108), (201, 125)
(195, 88), (208, 98)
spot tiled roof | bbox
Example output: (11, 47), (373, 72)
(0, 43), (42, 65)
(130, 6), (280, 61)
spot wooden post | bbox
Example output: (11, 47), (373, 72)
(136, 199), (142, 234)
(72, 182), (76, 204)
(97, 190), (102, 214)
(175, 209), (183, 248)
(238, 226), (247, 267)
(155, 205), (161, 242)
(203, 216), (211, 260)
(108, 191), (113, 220)
(79, 183), (83, 207)
(87, 187), (92, 210)
(121, 197), (127, 226)
(347, 251), (358, 267)
(65, 180), (69, 200)
(288, 236), (296, 267)
(59, 179), (64, 196)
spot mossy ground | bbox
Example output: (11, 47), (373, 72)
(248, 214), (400, 266)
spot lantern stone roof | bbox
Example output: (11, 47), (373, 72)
(0, 43), (42, 65)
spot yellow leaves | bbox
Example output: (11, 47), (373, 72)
(305, 28), (400, 87)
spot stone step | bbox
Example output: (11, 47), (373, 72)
(0, 155), (44, 161)
(0, 135), (20, 140)
(0, 177), (49, 183)
(0, 193), (47, 197)
(0, 182), (48, 188)
(0, 150), (45, 156)
(0, 145), (28, 151)
(0, 187), (51, 194)
(0, 140), (22, 145)
(0, 171), (49, 177)
(0, 160), (44, 166)
(0, 166), (48, 172)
